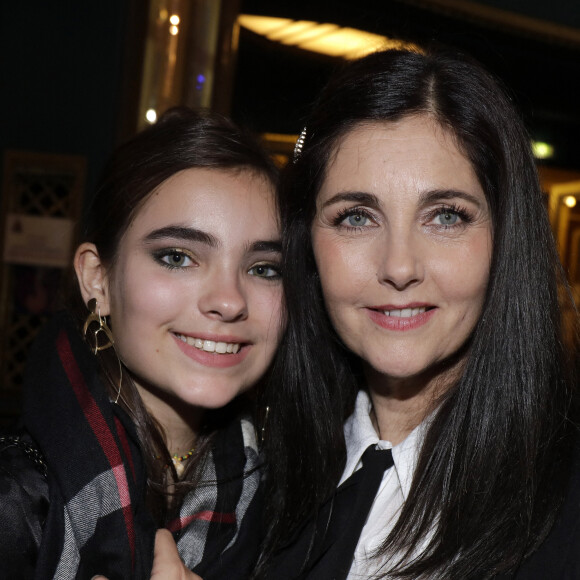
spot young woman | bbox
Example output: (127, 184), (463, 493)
(256, 48), (579, 579)
(0, 107), (285, 580)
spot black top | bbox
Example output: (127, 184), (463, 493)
(4, 431), (580, 578)
(0, 428), (49, 579)
(265, 438), (580, 579)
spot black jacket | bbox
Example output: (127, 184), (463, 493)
(0, 429), (49, 580)
(264, 440), (580, 580)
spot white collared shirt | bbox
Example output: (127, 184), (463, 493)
(342, 390), (428, 579)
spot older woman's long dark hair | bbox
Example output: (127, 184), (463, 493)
(70, 107), (278, 524)
(257, 49), (578, 578)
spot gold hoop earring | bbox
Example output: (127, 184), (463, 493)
(83, 298), (114, 355)
(114, 356), (124, 404)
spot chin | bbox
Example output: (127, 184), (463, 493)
(366, 358), (435, 382)
(182, 385), (248, 410)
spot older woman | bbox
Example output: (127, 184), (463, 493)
(256, 49), (579, 579)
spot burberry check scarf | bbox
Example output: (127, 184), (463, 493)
(21, 312), (263, 579)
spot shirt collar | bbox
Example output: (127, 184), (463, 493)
(341, 390), (427, 499)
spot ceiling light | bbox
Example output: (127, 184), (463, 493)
(145, 109), (157, 124)
(238, 14), (417, 59)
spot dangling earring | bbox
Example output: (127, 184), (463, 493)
(83, 298), (114, 354)
(100, 353), (124, 405)
(83, 298), (123, 404)
(109, 357), (124, 405)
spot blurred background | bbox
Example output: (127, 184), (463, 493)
(1, 0), (579, 421)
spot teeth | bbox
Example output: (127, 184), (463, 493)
(176, 334), (242, 354)
(203, 340), (216, 352)
(383, 307), (426, 318)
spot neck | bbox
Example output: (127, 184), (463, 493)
(365, 358), (465, 445)
(134, 382), (203, 455)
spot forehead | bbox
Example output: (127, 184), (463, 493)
(127, 167), (278, 237)
(320, 116), (480, 200)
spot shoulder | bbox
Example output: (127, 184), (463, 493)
(0, 427), (50, 576)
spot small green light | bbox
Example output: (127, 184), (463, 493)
(532, 141), (554, 159)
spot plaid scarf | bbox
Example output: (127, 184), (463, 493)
(22, 312), (262, 579)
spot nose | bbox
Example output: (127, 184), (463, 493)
(376, 231), (424, 291)
(198, 270), (248, 323)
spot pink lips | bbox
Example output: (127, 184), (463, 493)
(172, 334), (250, 368)
(366, 305), (437, 331)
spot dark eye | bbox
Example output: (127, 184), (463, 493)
(249, 264), (281, 279)
(157, 250), (194, 268)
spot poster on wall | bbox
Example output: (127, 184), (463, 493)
(3, 213), (75, 268)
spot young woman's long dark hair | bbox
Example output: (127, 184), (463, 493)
(70, 107), (278, 523)
(257, 48), (579, 578)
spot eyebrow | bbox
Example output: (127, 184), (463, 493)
(143, 226), (219, 248)
(143, 225), (281, 253)
(320, 192), (380, 208)
(250, 240), (282, 253)
(418, 189), (486, 208)
(320, 189), (485, 209)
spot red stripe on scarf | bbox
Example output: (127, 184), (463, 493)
(167, 511), (236, 533)
(115, 416), (136, 482)
(57, 330), (136, 568)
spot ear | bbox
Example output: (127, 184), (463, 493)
(73, 243), (111, 316)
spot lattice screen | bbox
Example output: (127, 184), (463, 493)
(0, 151), (85, 401)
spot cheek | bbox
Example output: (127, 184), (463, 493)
(433, 237), (491, 308)
(313, 235), (373, 304)
(110, 267), (181, 331)
(462, 235), (492, 306)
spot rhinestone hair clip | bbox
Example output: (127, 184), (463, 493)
(293, 127), (307, 162)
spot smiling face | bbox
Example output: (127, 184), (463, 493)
(311, 116), (492, 392)
(100, 167), (284, 414)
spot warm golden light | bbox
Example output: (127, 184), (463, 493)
(169, 25), (179, 36)
(169, 14), (180, 25)
(263, 19), (322, 42)
(145, 109), (157, 124)
(301, 27), (389, 59)
(238, 14), (417, 59)
(238, 15), (293, 37)
(564, 195), (577, 208)
(532, 141), (554, 159)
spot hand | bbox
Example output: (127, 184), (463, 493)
(151, 529), (203, 580)
(90, 529), (202, 580)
